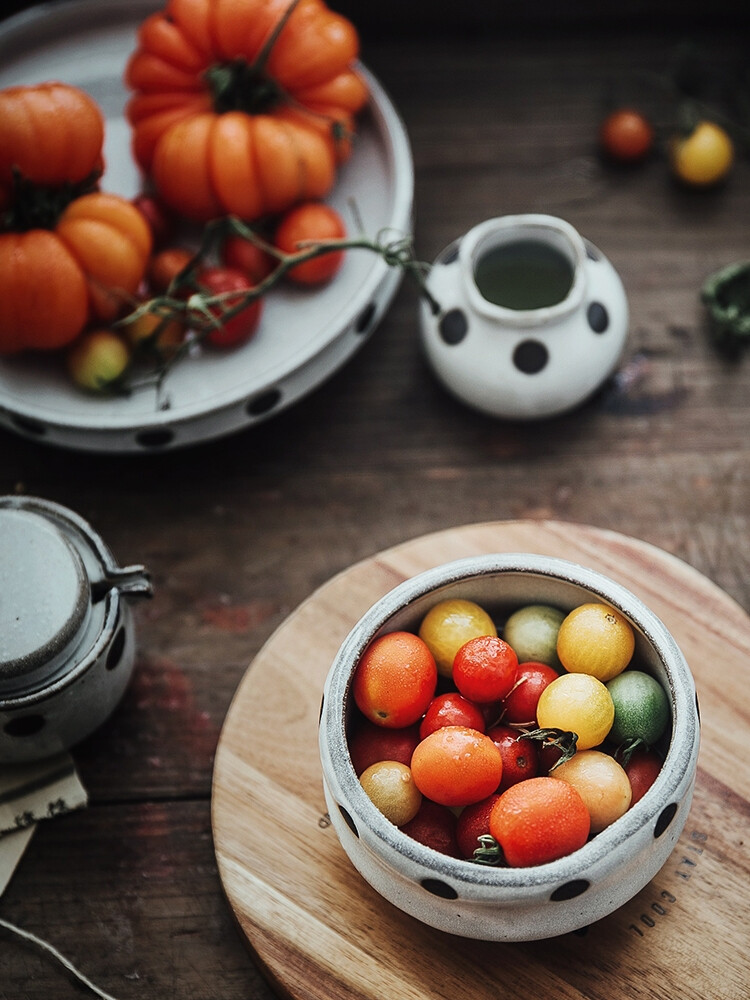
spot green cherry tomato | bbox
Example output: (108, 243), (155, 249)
(606, 669), (670, 747)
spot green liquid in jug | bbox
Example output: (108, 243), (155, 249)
(473, 239), (575, 310)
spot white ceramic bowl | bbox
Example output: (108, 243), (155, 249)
(319, 553), (700, 941)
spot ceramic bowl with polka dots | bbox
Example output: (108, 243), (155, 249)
(419, 215), (628, 419)
(318, 553), (700, 941)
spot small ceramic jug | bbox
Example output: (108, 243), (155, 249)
(0, 496), (151, 762)
(419, 214), (628, 419)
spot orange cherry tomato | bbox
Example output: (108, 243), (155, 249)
(489, 776), (590, 867)
(352, 631), (437, 729)
(275, 202), (346, 285)
(410, 726), (503, 808)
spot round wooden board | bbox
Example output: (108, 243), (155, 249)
(212, 521), (750, 1000)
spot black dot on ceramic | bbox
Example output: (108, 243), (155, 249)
(136, 428), (175, 449)
(420, 878), (458, 900)
(438, 241), (460, 266)
(654, 802), (679, 838)
(550, 879), (590, 901)
(4, 715), (46, 738)
(106, 626), (126, 671)
(513, 340), (548, 374)
(355, 302), (376, 334)
(246, 388), (281, 417)
(11, 413), (47, 436)
(338, 803), (359, 838)
(587, 302), (609, 333)
(439, 308), (468, 345)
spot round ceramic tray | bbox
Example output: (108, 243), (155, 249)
(0, 0), (414, 453)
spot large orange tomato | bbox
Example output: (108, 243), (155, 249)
(0, 193), (152, 355)
(0, 81), (105, 211)
(125, 0), (369, 222)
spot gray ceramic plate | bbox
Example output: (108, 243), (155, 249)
(0, 0), (414, 452)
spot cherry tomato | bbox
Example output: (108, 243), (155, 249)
(418, 599), (497, 679)
(352, 631), (437, 729)
(274, 202), (346, 285)
(221, 234), (276, 284)
(600, 108), (655, 163)
(123, 308), (185, 357)
(419, 691), (486, 740)
(452, 635), (518, 704)
(132, 193), (174, 247)
(487, 724), (540, 791)
(606, 669), (670, 749)
(148, 247), (195, 295)
(399, 799), (460, 857)
(536, 672), (615, 750)
(359, 760), (421, 826)
(348, 719), (421, 776)
(622, 746), (662, 805)
(556, 602), (634, 681)
(501, 661), (559, 725)
(553, 749), (632, 833)
(502, 604), (564, 668)
(67, 329), (130, 392)
(196, 267), (262, 350)
(455, 793), (501, 860)
(411, 726), (503, 807)
(489, 776), (590, 867)
(670, 120), (733, 187)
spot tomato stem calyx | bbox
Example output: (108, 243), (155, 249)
(1, 167), (102, 233)
(470, 834), (506, 867)
(521, 727), (579, 769)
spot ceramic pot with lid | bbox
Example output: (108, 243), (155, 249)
(0, 496), (151, 762)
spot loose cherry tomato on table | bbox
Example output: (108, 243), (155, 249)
(195, 266), (262, 349)
(599, 108), (654, 163)
(274, 202), (347, 285)
(670, 120), (733, 187)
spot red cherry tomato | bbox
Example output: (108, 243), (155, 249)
(455, 793), (501, 860)
(275, 202), (346, 285)
(487, 724), (540, 792)
(132, 193), (174, 247)
(600, 108), (654, 163)
(399, 799), (460, 857)
(196, 267), (262, 349)
(419, 691), (486, 740)
(221, 235), (276, 284)
(501, 661), (559, 725)
(622, 746), (663, 805)
(452, 635), (519, 704)
(489, 777), (591, 867)
(348, 719), (420, 776)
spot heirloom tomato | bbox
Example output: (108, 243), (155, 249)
(125, 0), (369, 222)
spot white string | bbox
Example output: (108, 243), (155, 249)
(0, 916), (120, 1000)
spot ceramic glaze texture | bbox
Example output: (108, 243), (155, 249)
(0, 497), (151, 762)
(319, 554), (700, 941)
(419, 215), (629, 419)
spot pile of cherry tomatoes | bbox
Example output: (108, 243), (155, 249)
(349, 596), (670, 868)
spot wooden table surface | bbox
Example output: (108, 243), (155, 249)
(1, 4), (749, 998)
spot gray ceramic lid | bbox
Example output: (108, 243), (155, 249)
(0, 507), (90, 685)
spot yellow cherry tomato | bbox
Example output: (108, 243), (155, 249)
(670, 121), (733, 187)
(556, 602), (634, 681)
(418, 599), (497, 678)
(536, 672), (615, 750)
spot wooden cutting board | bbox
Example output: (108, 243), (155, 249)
(211, 521), (750, 1000)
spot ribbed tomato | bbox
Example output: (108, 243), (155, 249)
(125, 0), (369, 222)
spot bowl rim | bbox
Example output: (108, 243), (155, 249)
(320, 552), (701, 889)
